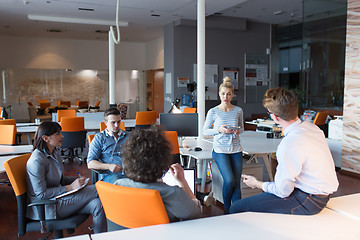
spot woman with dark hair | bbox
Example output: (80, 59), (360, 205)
(26, 122), (106, 233)
(114, 126), (201, 222)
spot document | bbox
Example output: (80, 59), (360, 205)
(55, 178), (90, 199)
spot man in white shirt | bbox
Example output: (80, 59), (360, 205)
(230, 87), (339, 215)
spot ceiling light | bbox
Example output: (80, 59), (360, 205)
(28, 15), (129, 27)
(273, 10), (283, 15)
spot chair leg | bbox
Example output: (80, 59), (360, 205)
(53, 230), (64, 239)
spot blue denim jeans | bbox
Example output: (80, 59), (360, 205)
(230, 188), (330, 215)
(102, 172), (125, 184)
(212, 151), (243, 212)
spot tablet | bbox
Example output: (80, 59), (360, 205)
(162, 168), (195, 194)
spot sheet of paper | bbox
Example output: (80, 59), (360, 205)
(55, 178), (90, 199)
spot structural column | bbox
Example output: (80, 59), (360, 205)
(109, 30), (116, 106)
(197, 0), (205, 137)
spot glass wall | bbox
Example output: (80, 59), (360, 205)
(274, 0), (347, 111)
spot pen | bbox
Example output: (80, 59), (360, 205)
(77, 172), (82, 178)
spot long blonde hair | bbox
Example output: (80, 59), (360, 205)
(219, 77), (234, 93)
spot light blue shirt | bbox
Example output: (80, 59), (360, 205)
(262, 119), (339, 198)
(203, 105), (244, 153)
(87, 129), (129, 181)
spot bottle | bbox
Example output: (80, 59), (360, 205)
(1, 106), (8, 119)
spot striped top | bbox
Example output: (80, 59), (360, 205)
(203, 105), (244, 153)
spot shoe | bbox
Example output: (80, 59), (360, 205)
(203, 192), (213, 207)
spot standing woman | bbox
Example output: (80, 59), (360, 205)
(26, 122), (106, 233)
(203, 77), (244, 214)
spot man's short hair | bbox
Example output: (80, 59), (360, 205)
(263, 87), (298, 121)
(104, 107), (121, 121)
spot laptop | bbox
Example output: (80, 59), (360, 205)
(162, 168), (195, 194)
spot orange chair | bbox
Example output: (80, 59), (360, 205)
(100, 121), (125, 131)
(88, 134), (95, 145)
(0, 107), (2, 119)
(57, 109), (76, 122)
(165, 131), (182, 165)
(3, 154), (89, 238)
(313, 112), (328, 126)
(60, 117), (86, 164)
(95, 181), (169, 231)
(38, 99), (48, 106)
(0, 119), (18, 144)
(135, 111), (157, 129)
(183, 107), (197, 113)
(76, 101), (89, 109)
(58, 101), (71, 107)
(0, 125), (16, 145)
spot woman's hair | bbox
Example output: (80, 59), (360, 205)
(219, 76), (234, 93)
(33, 121), (62, 152)
(263, 87), (298, 121)
(122, 126), (172, 183)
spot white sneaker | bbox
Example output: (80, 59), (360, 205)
(203, 192), (213, 207)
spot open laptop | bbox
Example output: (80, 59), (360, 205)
(162, 168), (195, 194)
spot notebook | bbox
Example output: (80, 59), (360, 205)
(162, 168), (195, 194)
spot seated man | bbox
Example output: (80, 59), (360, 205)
(87, 108), (129, 184)
(230, 87), (339, 215)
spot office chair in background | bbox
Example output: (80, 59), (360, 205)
(164, 131), (183, 165)
(100, 121), (125, 132)
(57, 109), (76, 122)
(0, 125), (16, 145)
(135, 111), (157, 129)
(3, 154), (89, 238)
(183, 107), (197, 113)
(95, 181), (169, 231)
(57, 101), (71, 107)
(313, 111), (328, 126)
(0, 119), (19, 144)
(60, 117), (86, 164)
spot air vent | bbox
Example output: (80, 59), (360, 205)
(78, 8), (94, 11)
(214, 12), (222, 16)
(151, 14), (160, 17)
(46, 29), (62, 33)
(95, 30), (108, 34)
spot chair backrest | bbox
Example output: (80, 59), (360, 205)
(88, 134), (95, 145)
(38, 99), (48, 105)
(135, 111), (157, 128)
(3, 153), (31, 197)
(39, 102), (51, 110)
(0, 107), (2, 119)
(0, 125), (16, 145)
(76, 101), (89, 108)
(57, 109), (76, 122)
(165, 131), (180, 155)
(100, 121), (125, 131)
(95, 101), (101, 107)
(96, 181), (169, 229)
(183, 107), (197, 113)
(0, 119), (17, 141)
(313, 111), (328, 125)
(60, 117), (85, 132)
(58, 101), (71, 107)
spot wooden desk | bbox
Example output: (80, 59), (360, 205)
(0, 145), (32, 156)
(90, 209), (360, 240)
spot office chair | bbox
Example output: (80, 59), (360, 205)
(37, 99), (48, 105)
(0, 119), (19, 144)
(57, 109), (76, 122)
(57, 101), (71, 107)
(95, 181), (169, 231)
(60, 117), (86, 164)
(165, 131), (183, 165)
(3, 154), (89, 238)
(100, 121), (125, 131)
(313, 111), (328, 126)
(76, 101), (89, 109)
(135, 111), (157, 129)
(0, 125), (16, 145)
(87, 133), (103, 184)
(183, 107), (197, 113)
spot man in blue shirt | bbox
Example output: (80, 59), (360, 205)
(87, 108), (129, 183)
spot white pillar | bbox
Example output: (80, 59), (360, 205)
(1, 70), (6, 103)
(109, 30), (116, 106)
(197, 0), (205, 137)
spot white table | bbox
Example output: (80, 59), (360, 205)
(0, 145), (33, 156)
(326, 193), (360, 221)
(0, 155), (15, 172)
(90, 210), (360, 240)
(16, 125), (38, 144)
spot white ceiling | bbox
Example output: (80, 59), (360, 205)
(0, 0), (304, 42)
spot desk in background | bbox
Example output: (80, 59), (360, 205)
(0, 145), (32, 156)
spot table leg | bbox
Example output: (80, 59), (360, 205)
(27, 133), (32, 145)
(256, 153), (274, 182)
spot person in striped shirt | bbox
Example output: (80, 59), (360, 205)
(203, 77), (244, 214)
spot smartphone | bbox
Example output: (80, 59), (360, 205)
(225, 126), (241, 131)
